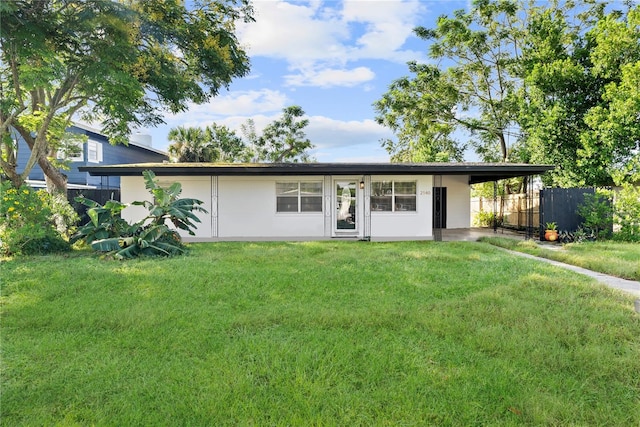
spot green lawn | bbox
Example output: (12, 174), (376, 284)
(480, 237), (640, 281)
(2, 241), (639, 425)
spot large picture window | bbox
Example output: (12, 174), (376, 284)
(276, 182), (323, 213)
(371, 180), (417, 212)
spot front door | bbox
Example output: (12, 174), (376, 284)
(433, 187), (447, 229)
(334, 180), (357, 234)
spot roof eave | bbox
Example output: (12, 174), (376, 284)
(78, 162), (555, 181)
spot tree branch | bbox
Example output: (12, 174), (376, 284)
(7, 41), (25, 109)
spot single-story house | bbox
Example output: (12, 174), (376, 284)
(80, 162), (553, 241)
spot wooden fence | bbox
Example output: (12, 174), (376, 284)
(471, 192), (540, 230)
(473, 187), (612, 239)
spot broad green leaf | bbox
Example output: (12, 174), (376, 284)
(91, 238), (124, 252)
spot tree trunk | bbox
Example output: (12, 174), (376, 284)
(498, 133), (508, 162)
(0, 136), (24, 188)
(1, 162), (25, 188)
(38, 155), (68, 195)
(13, 120), (68, 194)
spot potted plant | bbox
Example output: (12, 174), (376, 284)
(544, 222), (558, 242)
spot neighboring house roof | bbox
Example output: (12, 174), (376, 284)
(79, 162), (554, 184)
(71, 122), (168, 156)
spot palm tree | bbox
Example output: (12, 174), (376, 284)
(167, 127), (217, 162)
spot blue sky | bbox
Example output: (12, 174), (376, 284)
(139, 0), (471, 161)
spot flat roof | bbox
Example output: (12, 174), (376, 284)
(79, 162), (554, 184)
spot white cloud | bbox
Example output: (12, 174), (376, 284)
(238, 1), (348, 63)
(306, 115), (392, 148)
(162, 89), (289, 126)
(342, 0), (426, 62)
(320, 149), (389, 163)
(284, 66), (375, 87)
(238, 0), (429, 88)
(307, 115), (393, 161)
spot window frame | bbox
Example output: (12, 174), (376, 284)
(87, 140), (103, 163)
(370, 180), (417, 213)
(276, 181), (323, 214)
(56, 141), (84, 162)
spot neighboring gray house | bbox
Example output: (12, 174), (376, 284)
(16, 123), (168, 189)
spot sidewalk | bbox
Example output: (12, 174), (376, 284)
(503, 248), (640, 298)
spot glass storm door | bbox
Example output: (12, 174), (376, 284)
(335, 181), (357, 232)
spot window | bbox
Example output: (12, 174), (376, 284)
(56, 141), (84, 162)
(276, 181), (323, 213)
(371, 180), (416, 212)
(87, 141), (103, 163)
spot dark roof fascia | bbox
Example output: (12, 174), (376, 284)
(79, 162), (554, 183)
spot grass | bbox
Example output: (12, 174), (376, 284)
(480, 237), (640, 281)
(2, 241), (640, 425)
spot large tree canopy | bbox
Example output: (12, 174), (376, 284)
(375, 0), (523, 164)
(375, 0), (640, 187)
(0, 0), (253, 192)
(518, 1), (640, 186)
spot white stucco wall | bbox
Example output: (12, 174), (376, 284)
(442, 175), (471, 229)
(119, 173), (472, 240)
(217, 176), (325, 238)
(369, 175), (433, 239)
(120, 175), (213, 238)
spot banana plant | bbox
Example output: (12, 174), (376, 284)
(131, 170), (207, 235)
(71, 197), (134, 244)
(90, 225), (184, 259)
(74, 170), (207, 258)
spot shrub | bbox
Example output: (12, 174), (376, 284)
(577, 190), (613, 240)
(474, 211), (503, 227)
(47, 191), (80, 236)
(0, 182), (75, 256)
(19, 233), (71, 255)
(612, 183), (640, 242)
(71, 197), (134, 245)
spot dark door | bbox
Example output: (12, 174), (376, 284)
(433, 187), (447, 229)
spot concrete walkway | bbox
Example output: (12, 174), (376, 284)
(502, 248), (640, 299)
(441, 227), (525, 242)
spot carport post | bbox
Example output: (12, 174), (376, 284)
(493, 180), (498, 234)
(526, 174), (534, 240)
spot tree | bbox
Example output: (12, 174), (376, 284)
(167, 126), (215, 163)
(580, 6), (640, 185)
(252, 105), (315, 163)
(375, 0), (524, 164)
(375, 63), (465, 162)
(205, 123), (250, 162)
(0, 0), (253, 193)
(516, 1), (640, 186)
(376, 0), (640, 188)
(167, 124), (249, 163)
(167, 106), (314, 164)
